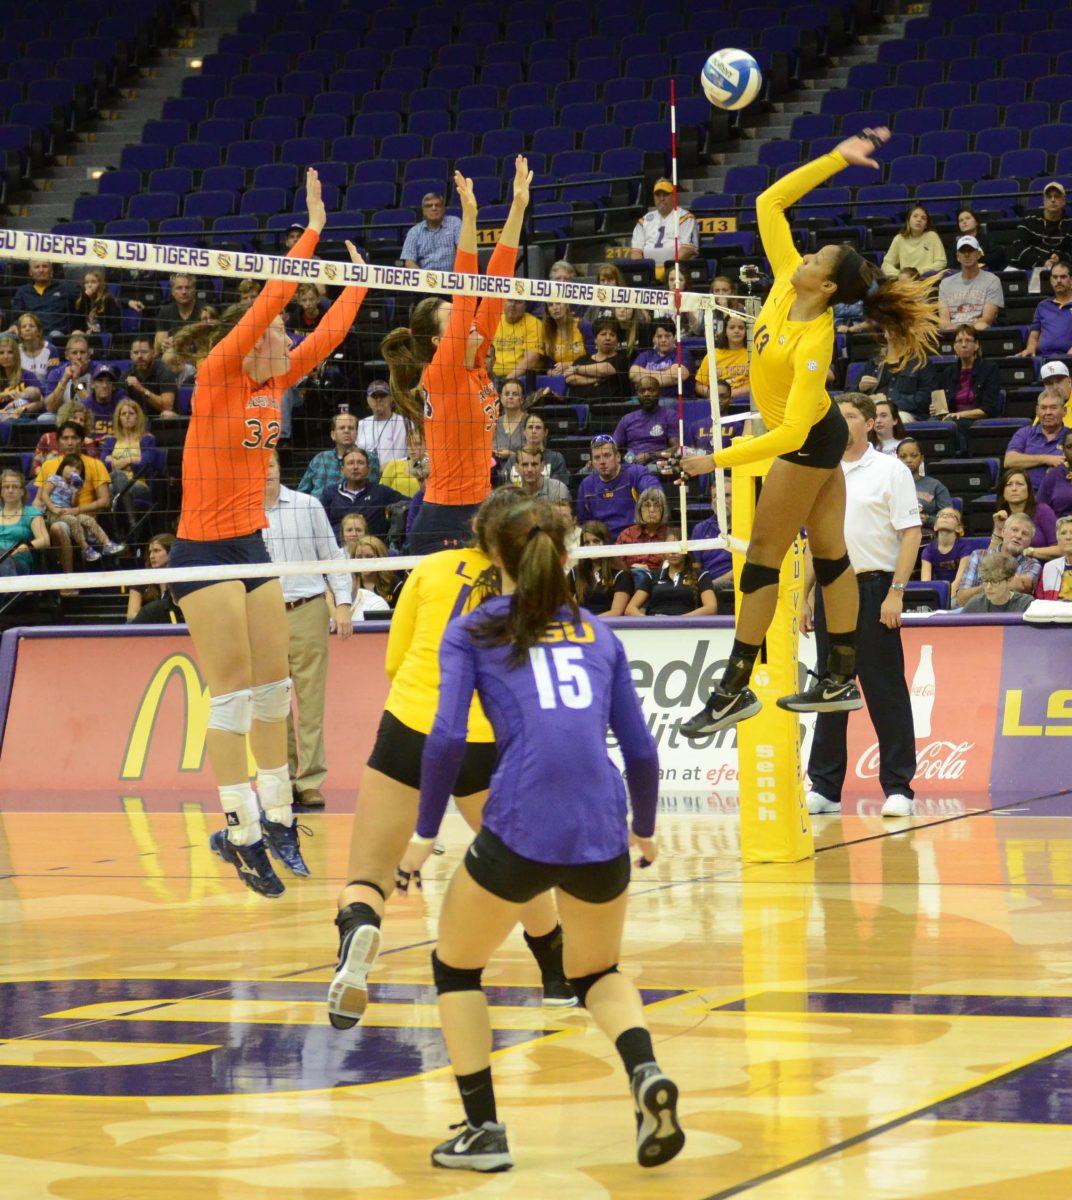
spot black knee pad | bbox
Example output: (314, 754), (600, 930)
(739, 561), (781, 594)
(813, 553), (852, 587)
(567, 964), (619, 1008)
(345, 878), (386, 901)
(431, 951), (485, 995)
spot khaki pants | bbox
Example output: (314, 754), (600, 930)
(286, 593), (330, 790)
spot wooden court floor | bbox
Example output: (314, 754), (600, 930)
(1, 794), (1071, 1199)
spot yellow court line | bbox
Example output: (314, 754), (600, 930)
(0, 1039), (212, 1068)
(689, 1004), (1072, 1022)
(927, 1118), (1072, 1131)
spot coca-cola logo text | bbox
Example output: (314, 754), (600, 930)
(855, 740), (973, 781)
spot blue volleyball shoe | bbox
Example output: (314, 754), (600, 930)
(209, 830), (285, 898)
(261, 817), (311, 877)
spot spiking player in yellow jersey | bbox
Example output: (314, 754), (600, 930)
(678, 130), (940, 735)
(327, 489), (575, 1030)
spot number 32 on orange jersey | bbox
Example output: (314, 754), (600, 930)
(242, 417), (281, 450)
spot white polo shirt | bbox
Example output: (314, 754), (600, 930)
(841, 445), (921, 573)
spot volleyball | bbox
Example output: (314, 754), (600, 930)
(701, 49), (763, 110)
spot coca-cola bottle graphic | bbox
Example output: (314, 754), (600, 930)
(910, 644), (935, 739)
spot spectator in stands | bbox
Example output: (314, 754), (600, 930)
(873, 398), (906, 454)
(298, 409), (360, 495)
(82, 365), (125, 436)
(492, 379), (528, 459)
(0, 469), (48, 579)
(700, 315), (751, 399)
(153, 273), (200, 359)
(16, 313), (58, 388)
(515, 445), (570, 502)
(630, 178), (698, 268)
(576, 435), (662, 537)
(881, 206), (947, 279)
(402, 192), (462, 272)
(583, 263), (624, 325)
(993, 467), (1057, 556)
(542, 302), (594, 374)
(920, 506), (969, 582)
(0, 333), (43, 421)
(613, 305), (651, 357)
(625, 551), (716, 616)
(549, 259), (578, 284)
(490, 299), (543, 389)
(32, 401), (97, 474)
(345, 534), (400, 616)
(612, 376), (678, 464)
(124, 336), (178, 419)
(1018, 260), (1072, 359)
(896, 437), (951, 529)
(565, 318), (629, 403)
(40, 453), (124, 563)
(554, 497), (580, 553)
(691, 475), (734, 596)
(1038, 429), (1072, 520)
(857, 331), (932, 418)
(953, 512), (1039, 606)
(938, 237), (1003, 331)
(1036, 515), (1072, 601)
(930, 326), (1000, 438)
(615, 486), (671, 574)
(499, 411), (569, 486)
(1013, 182), (1072, 277)
(1004, 389), (1068, 490)
(569, 520), (634, 616)
(10, 261), (76, 342)
(283, 222), (304, 252)
(235, 279), (262, 310)
(953, 208), (1004, 270)
(629, 320), (693, 402)
(1039, 360), (1072, 416)
(167, 308), (217, 383)
(126, 534), (180, 624)
(319, 447), (403, 539)
(652, 265), (701, 336)
(287, 282), (329, 336)
(357, 379), (408, 470)
(42, 332), (100, 424)
(339, 511), (369, 554)
(959, 552), (1033, 613)
(102, 398), (155, 535)
(73, 269), (121, 348)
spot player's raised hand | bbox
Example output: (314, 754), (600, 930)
(511, 155), (533, 209)
(305, 167), (327, 233)
(344, 240), (365, 266)
(454, 171), (478, 216)
(834, 127), (890, 169)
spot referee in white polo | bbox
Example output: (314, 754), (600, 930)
(264, 452), (352, 811)
(805, 393), (922, 819)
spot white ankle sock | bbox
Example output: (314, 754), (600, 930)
(257, 764), (294, 827)
(220, 782), (260, 846)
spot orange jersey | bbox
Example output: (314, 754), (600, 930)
(178, 230), (366, 540)
(422, 242), (517, 506)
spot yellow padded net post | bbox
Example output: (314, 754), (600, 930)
(730, 446), (814, 865)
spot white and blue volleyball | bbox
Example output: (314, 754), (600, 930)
(701, 49), (763, 111)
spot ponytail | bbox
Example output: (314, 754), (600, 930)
(831, 246), (940, 371)
(469, 499), (579, 666)
(381, 295), (443, 429)
(208, 302), (249, 351)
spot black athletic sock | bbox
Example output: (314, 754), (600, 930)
(615, 1026), (657, 1077)
(524, 924), (565, 980)
(335, 901), (382, 942)
(719, 639), (761, 694)
(456, 1066), (497, 1128)
(826, 631), (856, 681)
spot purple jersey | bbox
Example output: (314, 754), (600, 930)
(1038, 467), (1072, 520)
(612, 407), (674, 458)
(921, 536), (970, 582)
(632, 348), (695, 400)
(691, 514), (732, 578)
(576, 462), (662, 536)
(418, 599), (659, 864)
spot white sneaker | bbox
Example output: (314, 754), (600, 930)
(881, 794), (914, 818)
(807, 792), (840, 815)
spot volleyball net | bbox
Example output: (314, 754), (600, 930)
(0, 227), (759, 597)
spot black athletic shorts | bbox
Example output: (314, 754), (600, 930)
(779, 400), (849, 470)
(409, 500), (482, 555)
(464, 826), (632, 905)
(367, 709), (497, 796)
(169, 532), (275, 601)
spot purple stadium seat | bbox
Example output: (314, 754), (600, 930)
(183, 190), (236, 219)
(228, 140), (276, 168)
(481, 129), (525, 157)
(1029, 124), (1072, 155)
(410, 87), (451, 113)
(72, 194), (124, 224)
(250, 52), (290, 77)
(556, 81), (598, 107)
(309, 161), (348, 191)
(946, 58), (997, 85)
(1006, 54), (1050, 81)
(976, 33), (1024, 59)
(724, 165), (771, 194)
(297, 50), (337, 74)
(560, 103), (607, 134)
(303, 114), (347, 142)
(404, 156), (448, 184)
(919, 131), (969, 160)
(602, 79), (646, 106)
(573, 57), (617, 85)
(691, 192), (734, 215)
(481, 42), (517, 66)
(333, 134), (376, 163)
(262, 95), (307, 121)
(1034, 76), (1069, 108)
(212, 96), (257, 122)
(507, 83), (550, 109)
(381, 69), (425, 94)
(198, 118), (246, 147)
(510, 105), (555, 134)
(458, 85), (499, 111)
(856, 184), (910, 220)
(232, 74), (279, 101)
(120, 144), (169, 172)
(353, 161), (398, 187)
(104, 219), (151, 244)
(921, 82), (972, 109)
(358, 112), (404, 140)
(456, 154), (495, 178)
(345, 182), (396, 210)
(631, 122), (672, 156)
(758, 140), (802, 169)
(532, 127), (575, 156)
(201, 53), (243, 78)
(253, 163), (298, 191)
(182, 75), (227, 103)
(241, 187), (288, 217)
(582, 126), (625, 154)
(148, 167), (194, 196)
(458, 108), (504, 134)
(400, 179), (441, 207)
(157, 217), (204, 245)
(438, 44), (480, 68)
(807, 187), (856, 222)
(330, 70), (377, 96)
(976, 79), (1026, 107)
(970, 181), (1019, 218)
(163, 97), (208, 126)
(430, 131), (474, 159)
(896, 61), (944, 89)
(617, 99), (663, 128)
(409, 112), (451, 137)
(975, 128), (1022, 158)
(368, 208), (414, 244)
(98, 169), (142, 198)
(893, 108), (944, 137)
(141, 119), (189, 147)
(1000, 149), (1048, 179)
(212, 216), (259, 249)
(820, 89), (864, 116)
(378, 134), (424, 163)
(600, 147), (644, 178)
(941, 152), (989, 182)
(251, 117), (298, 144)
(847, 63), (890, 90)
(1055, 149), (1072, 176)
(875, 40), (916, 65)
(173, 144), (220, 173)
(948, 104), (1000, 135)
(361, 90), (405, 116)
(886, 155), (937, 186)
(550, 150), (595, 177)
(428, 65), (475, 90)
(129, 192), (180, 221)
(790, 114), (835, 140)
(1009, 103), (1053, 131)
(929, 35), (974, 60)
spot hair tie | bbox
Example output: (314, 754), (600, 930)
(526, 523), (543, 541)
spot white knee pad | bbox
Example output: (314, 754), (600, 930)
(207, 688), (253, 735)
(251, 677), (292, 722)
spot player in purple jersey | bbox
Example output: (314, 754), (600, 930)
(414, 498), (684, 1174)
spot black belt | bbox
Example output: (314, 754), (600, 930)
(855, 570), (893, 581)
(284, 593), (324, 611)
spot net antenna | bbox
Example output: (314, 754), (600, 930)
(669, 80), (690, 549)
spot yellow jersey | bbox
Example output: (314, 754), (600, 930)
(713, 151), (847, 469)
(384, 547), (494, 741)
